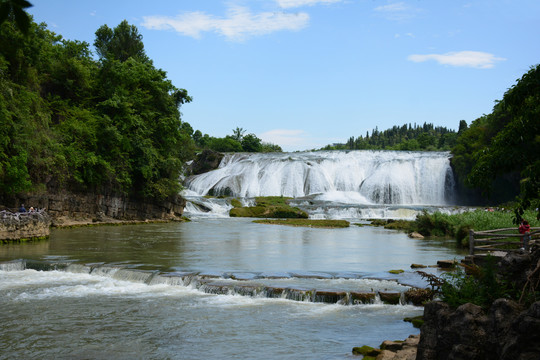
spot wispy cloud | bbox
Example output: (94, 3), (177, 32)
(276, 0), (342, 9)
(142, 5), (309, 41)
(374, 2), (419, 21)
(407, 51), (506, 69)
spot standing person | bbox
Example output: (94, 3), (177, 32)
(519, 219), (531, 250)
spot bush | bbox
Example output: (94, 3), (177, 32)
(440, 256), (509, 309)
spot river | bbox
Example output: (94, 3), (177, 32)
(1, 150), (467, 359)
(0, 218), (466, 359)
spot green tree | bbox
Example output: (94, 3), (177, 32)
(94, 20), (148, 63)
(231, 127), (246, 142)
(241, 133), (262, 152)
(0, 0), (32, 34)
(451, 64), (540, 218)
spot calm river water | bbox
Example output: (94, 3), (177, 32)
(0, 218), (466, 359)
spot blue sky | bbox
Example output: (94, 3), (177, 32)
(30, 0), (540, 151)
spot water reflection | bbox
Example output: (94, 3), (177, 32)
(1, 218), (466, 275)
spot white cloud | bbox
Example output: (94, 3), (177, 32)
(374, 2), (418, 21)
(407, 51), (506, 69)
(276, 0), (342, 9)
(142, 5), (309, 41)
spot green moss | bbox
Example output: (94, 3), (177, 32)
(389, 269), (404, 274)
(352, 345), (377, 356)
(384, 220), (414, 231)
(253, 219), (350, 228)
(404, 316), (424, 328)
(230, 198), (242, 208)
(368, 219), (387, 226)
(229, 196), (308, 219)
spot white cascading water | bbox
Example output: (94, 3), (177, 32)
(185, 150), (455, 206)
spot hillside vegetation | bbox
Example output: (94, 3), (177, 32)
(1, 17), (195, 201)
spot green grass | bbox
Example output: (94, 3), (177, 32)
(253, 219), (350, 228)
(229, 196), (308, 219)
(367, 209), (539, 248)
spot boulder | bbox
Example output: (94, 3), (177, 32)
(188, 149), (224, 175)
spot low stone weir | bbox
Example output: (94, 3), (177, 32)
(0, 210), (51, 241)
(0, 259), (432, 306)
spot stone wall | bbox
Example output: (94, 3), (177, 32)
(0, 211), (51, 240)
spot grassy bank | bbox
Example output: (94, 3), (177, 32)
(253, 219), (350, 228)
(374, 209), (540, 247)
(229, 196), (308, 219)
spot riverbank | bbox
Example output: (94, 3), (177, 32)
(359, 240), (540, 359)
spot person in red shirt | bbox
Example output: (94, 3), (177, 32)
(519, 219), (531, 250)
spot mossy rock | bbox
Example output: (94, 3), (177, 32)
(350, 292), (376, 304)
(379, 292), (401, 305)
(404, 315), (424, 328)
(404, 288), (434, 306)
(230, 198), (243, 208)
(389, 269), (404, 274)
(229, 206), (308, 218)
(351, 345), (380, 357)
(384, 220), (414, 231)
(368, 219), (387, 226)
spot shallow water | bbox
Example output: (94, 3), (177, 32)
(0, 218), (466, 359)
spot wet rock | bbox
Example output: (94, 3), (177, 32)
(188, 149), (224, 175)
(410, 263), (427, 269)
(314, 290), (347, 304)
(352, 345), (380, 357)
(381, 340), (404, 352)
(409, 231), (424, 239)
(404, 288), (434, 306)
(379, 292), (401, 305)
(436, 259), (457, 268)
(350, 292), (376, 304)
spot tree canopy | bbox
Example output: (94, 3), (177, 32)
(450, 64), (540, 220)
(0, 16), (193, 200)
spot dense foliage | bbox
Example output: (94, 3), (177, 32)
(451, 65), (540, 218)
(321, 122), (458, 151)
(194, 127), (283, 153)
(0, 17), (194, 200)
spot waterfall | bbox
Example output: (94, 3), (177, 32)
(185, 150), (455, 206)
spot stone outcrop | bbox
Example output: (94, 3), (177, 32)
(353, 335), (420, 360)
(417, 299), (540, 359)
(0, 210), (51, 240)
(3, 191), (186, 229)
(188, 149), (224, 175)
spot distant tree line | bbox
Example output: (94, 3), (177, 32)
(190, 127), (283, 153)
(321, 122), (459, 151)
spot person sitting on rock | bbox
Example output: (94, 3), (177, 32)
(18, 204), (27, 213)
(518, 219), (531, 250)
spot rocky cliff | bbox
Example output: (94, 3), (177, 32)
(2, 192), (186, 228)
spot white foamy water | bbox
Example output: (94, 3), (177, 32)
(185, 151), (455, 205)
